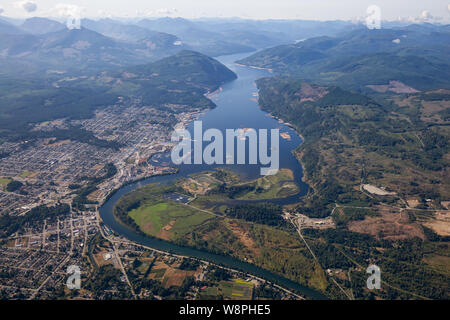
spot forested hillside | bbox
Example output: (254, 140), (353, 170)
(238, 27), (450, 91)
(256, 77), (450, 217)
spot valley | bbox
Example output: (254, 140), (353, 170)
(0, 11), (448, 302)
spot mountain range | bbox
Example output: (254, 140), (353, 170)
(237, 26), (450, 92)
(0, 50), (236, 142)
(0, 17), (361, 76)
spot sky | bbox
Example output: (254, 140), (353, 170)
(0, 0), (449, 22)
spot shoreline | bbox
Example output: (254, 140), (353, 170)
(104, 204), (317, 299)
(100, 226), (305, 300)
(264, 112), (310, 186)
(101, 182), (314, 299)
(234, 62), (274, 73)
(95, 58), (326, 300)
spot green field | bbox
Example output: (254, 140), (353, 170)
(19, 171), (31, 178)
(204, 287), (219, 296)
(0, 178), (12, 186)
(236, 168), (299, 200)
(128, 199), (215, 240)
(187, 168), (300, 212)
(114, 173), (329, 294)
(219, 279), (254, 299)
(199, 279), (254, 300)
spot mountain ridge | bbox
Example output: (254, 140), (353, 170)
(237, 26), (450, 91)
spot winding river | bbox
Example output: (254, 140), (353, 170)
(99, 52), (327, 300)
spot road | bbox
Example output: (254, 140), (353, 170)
(289, 215), (353, 300)
(29, 255), (71, 300)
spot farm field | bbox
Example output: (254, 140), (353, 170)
(0, 178), (12, 186)
(220, 279), (254, 299)
(128, 255), (200, 290)
(236, 168), (299, 200)
(128, 199), (215, 240)
(200, 279), (254, 300)
(115, 179), (328, 293)
(187, 168), (300, 213)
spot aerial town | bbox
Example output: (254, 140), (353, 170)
(0, 102), (199, 216)
(0, 99), (299, 300)
(0, 1), (448, 305)
(0, 204), (299, 300)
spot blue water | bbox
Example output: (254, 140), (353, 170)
(99, 52), (327, 299)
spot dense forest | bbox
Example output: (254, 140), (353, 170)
(255, 76), (449, 299)
(0, 51), (237, 145)
(237, 28), (450, 91)
(256, 77), (450, 217)
(224, 203), (287, 227)
(303, 228), (449, 299)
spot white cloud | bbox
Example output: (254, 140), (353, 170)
(394, 10), (443, 23)
(146, 8), (179, 17)
(14, 1), (37, 13)
(45, 4), (86, 30)
(50, 4), (85, 18)
(392, 38), (401, 44)
(421, 10), (433, 20)
(418, 10), (442, 21)
(135, 10), (146, 17)
(421, 10), (443, 21)
(115, 8), (177, 18)
(97, 10), (113, 19)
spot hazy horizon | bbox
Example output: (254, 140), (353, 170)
(0, 0), (449, 23)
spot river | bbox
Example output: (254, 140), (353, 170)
(99, 52), (327, 300)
